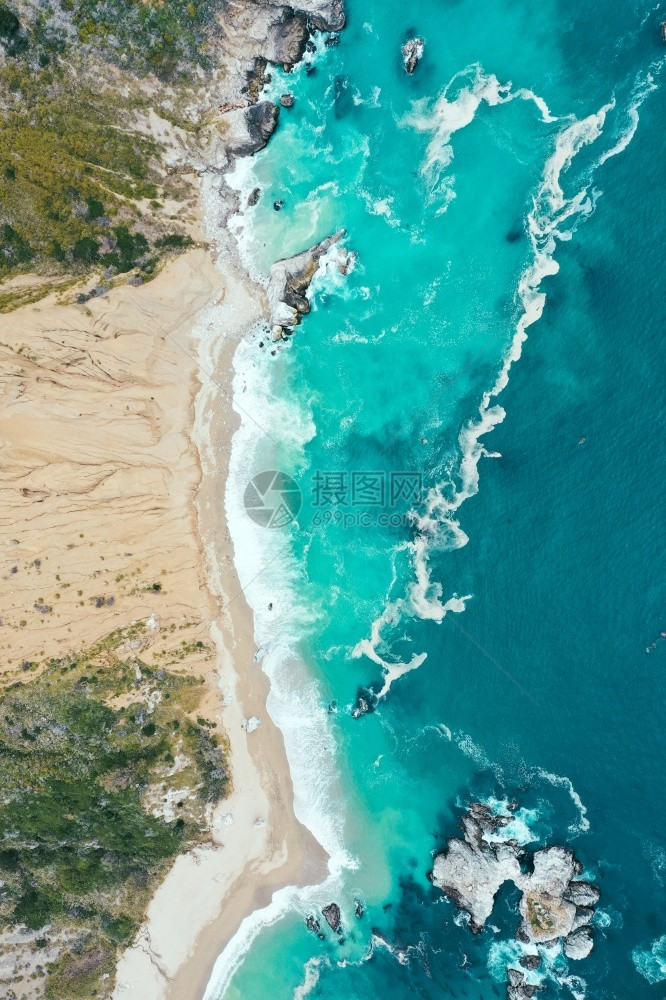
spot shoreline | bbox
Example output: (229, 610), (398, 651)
(0, 3), (347, 993)
(115, 0), (353, 988)
(115, 208), (331, 997)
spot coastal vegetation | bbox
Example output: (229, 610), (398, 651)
(0, 622), (228, 997)
(0, 0), (206, 281)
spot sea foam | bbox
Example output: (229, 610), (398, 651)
(352, 61), (658, 703)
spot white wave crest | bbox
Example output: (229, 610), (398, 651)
(536, 770), (589, 835)
(403, 63), (557, 211)
(351, 64), (662, 718)
(632, 934), (666, 984)
(294, 956), (329, 999)
(598, 61), (663, 166)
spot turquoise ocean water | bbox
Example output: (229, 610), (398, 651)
(212, 1), (665, 997)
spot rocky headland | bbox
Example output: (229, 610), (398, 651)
(267, 229), (352, 338)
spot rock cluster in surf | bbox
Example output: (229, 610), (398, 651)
(430, 802), (600, 993)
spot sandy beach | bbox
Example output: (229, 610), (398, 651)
(113, 245), (328, 998)
(0, 242), (326, 999)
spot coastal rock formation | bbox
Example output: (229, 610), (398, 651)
(517, 846), (578, 943)
(431, 803), (523, 933)
(351, 684), (379, 718)
(267, 229), (346, 337)
(259, 0), (346, 32)
(225, 101), (280, 157)
(279, 91), (295, 107)
(507, 968), (543, 999)
(262, 5), (310, 66)
(402, 37), (424, 74)
(563, 926), (594, 960)
(563, 880), (600, 907)
(322, 902), (341, 931)
(431, 802), (599, 959)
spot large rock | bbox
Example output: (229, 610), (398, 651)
(563, 881), (601, 907)
(225, 101), (279, 157)
(263, 6), (309, 66)
(431, 802), (599, 955)
(258, 0), (345, 32)
(507, 968), (542, 999)
(267, 229), (346, 335)
(431, 831), (523, 933)
(321, 902), (341, 931)
(563, 926), (594, 960)
(518, 847), (577, 943)
(402, 37), (424, 74)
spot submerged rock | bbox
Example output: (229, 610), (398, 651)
(402, 37), (424, 74)
(267, 229), (345, 336)
(322, 902), (341, 931)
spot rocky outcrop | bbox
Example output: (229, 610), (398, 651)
(563, 880), (600, 907)
(431, 811), (522, 933)
(267, 229), (348, 337)
(225, 101), (279, 157)
(402, 37), (424, 74)
(208, 0), (347, 172)
(563, 926), (594, 960)
(254, 5), (309, 67)
(431, 802), (599, 996)
(322, 902), (341, 931)
(279, 92), (295, 107)
(507, 968), (542, 999)
(431, 803), (598, 951)
(517, 846), (578, 944)
(258, 0), (345, 33)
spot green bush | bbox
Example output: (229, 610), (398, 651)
(72, 235), (99, 263)
(0, 4), (20, 40)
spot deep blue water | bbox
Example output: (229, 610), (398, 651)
(214, 0), (666, 996)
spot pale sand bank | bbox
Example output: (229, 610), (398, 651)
(114, 250), (327, 999)
(0, 248), (325, 999)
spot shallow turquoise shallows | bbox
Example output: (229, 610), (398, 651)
(214, 0), (666, 997)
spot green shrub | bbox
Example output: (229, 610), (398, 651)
(0, 4), (20, 40)
(71, 235), (99, 263)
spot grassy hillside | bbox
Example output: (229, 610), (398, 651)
(0, 0), (216, 279)
(0, 622), (227, 998)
